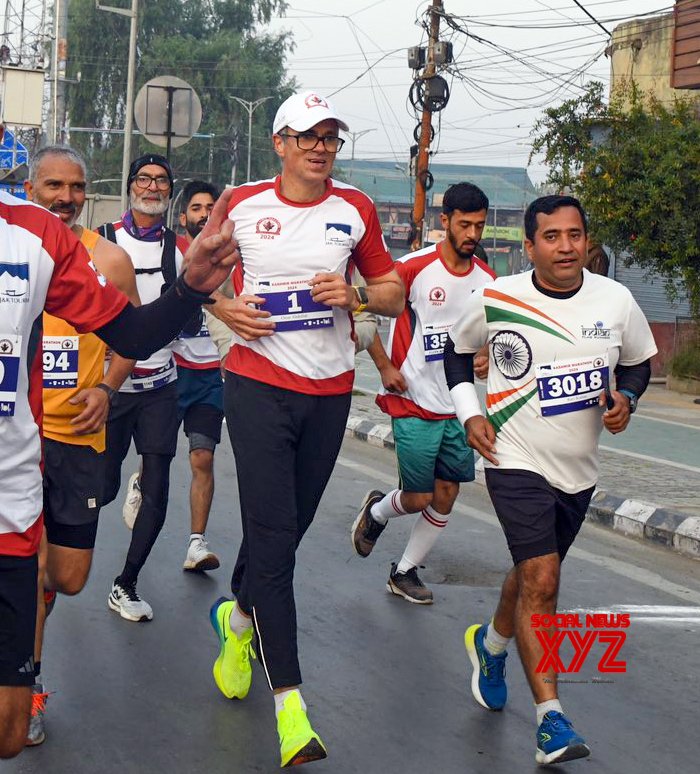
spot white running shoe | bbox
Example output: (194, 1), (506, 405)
(122, 472), (141, 530)
(108, 579), (153, 622)
(183, 536), (220, 572)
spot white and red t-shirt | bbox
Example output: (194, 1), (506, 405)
(0, 192), (128, 556)
(377, 242), (495, 419)
(110, 223), (187, 391)
(173, 317), (220, 370)
(224, 176), (394, 395)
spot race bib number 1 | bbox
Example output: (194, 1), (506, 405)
(43, 336), (79, 389)
(0, 334), (22, 416)
(536, 354), (609, 417)
(255, 277), (334, 332)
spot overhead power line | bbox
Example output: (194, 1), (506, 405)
(571, 0), (612, 36)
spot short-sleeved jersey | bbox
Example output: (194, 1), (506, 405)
(42, 228), (108, 451)
(173, 317), (220, 369)
(376, 242), (495, 419)
(0, 193), (128, 556)
(109, 223), (185, 392)
(450, 270), (657, 493)
(223, 176), (394, 395)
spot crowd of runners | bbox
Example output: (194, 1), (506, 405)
(0, 89), (655, 768)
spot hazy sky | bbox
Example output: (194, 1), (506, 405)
(268, 0), (672, 180)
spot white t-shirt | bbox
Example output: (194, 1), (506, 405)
(377, 242), (495, 419)
(223, 176), (394, 395)
(450, 270), (657, 493)
(173, 317), (220, 370)
(111, 223), (185, 392)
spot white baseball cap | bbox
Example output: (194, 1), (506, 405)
(272, 91), (349, 135)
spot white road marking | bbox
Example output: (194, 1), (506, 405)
(337, 455), (700, 606)
(636, 412), (700, 431)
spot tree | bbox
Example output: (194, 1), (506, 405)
(65, 0), (294, 193)
(530, 80), (700, 318)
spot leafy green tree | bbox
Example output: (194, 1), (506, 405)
(65, 0), (293, 193)
(531, 80), (700, 317)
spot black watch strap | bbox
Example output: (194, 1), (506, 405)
(96, 382), (117, 404)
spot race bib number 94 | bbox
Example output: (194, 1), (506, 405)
(255, 277), (334, 332)
(536, 354), (609, 417)
(43, 336), (79, 389)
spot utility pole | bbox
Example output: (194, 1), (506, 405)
(411, 0), (442, 251)
(229, 95), (272, 182)
(50, 0), (68, 143)
(97, 0), (138, 212)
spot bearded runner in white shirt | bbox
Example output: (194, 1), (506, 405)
(206, 91), (404, 768)
(352, 183), (495, 604)
(444, 195), (656, 766)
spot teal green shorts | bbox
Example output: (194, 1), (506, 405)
(392, 416), (475, 493)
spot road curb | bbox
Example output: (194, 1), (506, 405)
(345, 414), (700, 561)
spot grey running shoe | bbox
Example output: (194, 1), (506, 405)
(108, 578), (153, 622)
(351, 489), (386, 557)
(25, 683), (48, 746)
(387, 562), (434, 604)
(183, 535), (220, 572)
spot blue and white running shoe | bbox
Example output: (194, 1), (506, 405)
(536, 711), (590, 765)
(464, 623), (507, 710)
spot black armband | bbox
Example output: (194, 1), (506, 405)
(443, 336), (475, 390)
(615, 359), (651, 398)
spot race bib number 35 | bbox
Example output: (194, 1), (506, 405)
(536, 354), (609, 417)
(43, 336), (79, 389)
(422, 323), (454, 362)
(255, 277), (334, 332)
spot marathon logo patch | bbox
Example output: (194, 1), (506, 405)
(325, 222), (353, 247)
(0, 262), (29, 302)
(256, 217), (282, 239)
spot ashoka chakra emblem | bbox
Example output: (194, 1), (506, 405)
(491, 330), (532, 381)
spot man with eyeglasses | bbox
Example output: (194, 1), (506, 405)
(98, 154), (189, 622)
(206, 91), (404, 768)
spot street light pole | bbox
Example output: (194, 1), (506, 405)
(229, 96), (272, 182)
(97, 0), (138, 212)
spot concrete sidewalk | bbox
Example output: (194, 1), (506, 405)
(346, 384), (700, 560)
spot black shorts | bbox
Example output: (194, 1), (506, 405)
(485, 468), (594, 565)
(0, 554), (37, 687)
(43, 438), (104, 550)
(107, 382), (180, 458)
(177, 367), (224, 451)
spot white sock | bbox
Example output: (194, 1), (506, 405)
(396, 505), (448, 573)
(189, 532), (204, 542)
(484, 620), (510, 655)
(274, 688), (306, 716)
(228, 602), (253, 636)
(536, 699), (563, 726)
(370, 489), (409, 525)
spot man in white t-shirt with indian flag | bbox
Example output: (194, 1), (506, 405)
(444, 195), (656, 766)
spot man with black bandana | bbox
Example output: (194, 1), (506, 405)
(444, 195), (656, 766)
(353, 183), (495, 604)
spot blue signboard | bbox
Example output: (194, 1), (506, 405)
(0, 128), (28, 199)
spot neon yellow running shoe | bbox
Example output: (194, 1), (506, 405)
(209, 597), (255, 699)
(277, 692), (327, 768)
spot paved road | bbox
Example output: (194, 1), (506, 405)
(7, 433), (700, 773)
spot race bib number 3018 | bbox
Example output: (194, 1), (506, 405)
(255, 277), (334, 332)
(536, 354), (609, 417)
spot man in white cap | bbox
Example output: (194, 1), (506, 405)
(207, 91), (404, 767)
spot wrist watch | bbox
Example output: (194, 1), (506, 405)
(619, 389), (638, 414)
(352, 284), (369, 313)
(96, 382), (117, 405)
